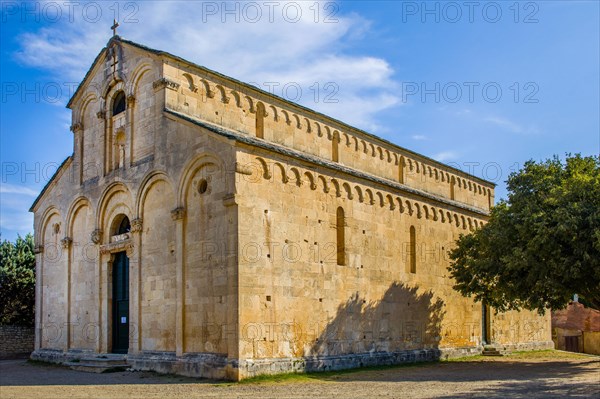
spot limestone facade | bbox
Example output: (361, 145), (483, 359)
(30, 37), (552, 380)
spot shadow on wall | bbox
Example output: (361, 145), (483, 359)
(309, 282), (446, 360)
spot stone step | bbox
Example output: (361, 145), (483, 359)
(78, 355), (128, 366)
(65, 362), (128, 373)
(482, 346), (503, 356)
(65, 354), (129, 372)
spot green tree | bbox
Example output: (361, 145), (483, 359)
(0, 234), (36, 326)
(448, 154), (600, 313)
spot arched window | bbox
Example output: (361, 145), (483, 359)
(409, 225), (416, 273)
(398, 156), (405, 184)
(113, 215), (130, 235)
(332, 134), (339, 162)
(255, 102), (265, 139)
(336, 207), (345, 265)
(450, 177), (456, 200)
(112, 91), (126, 116)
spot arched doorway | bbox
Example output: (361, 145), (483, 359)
(111, 215), (130, 353)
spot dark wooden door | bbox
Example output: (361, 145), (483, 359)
(112, 251), (129, 354)
(482, 304), (491, 345)
(565, 336), (579, 353)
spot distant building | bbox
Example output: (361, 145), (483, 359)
(552, 302), (600, 355)
(30, 36), (553, 380)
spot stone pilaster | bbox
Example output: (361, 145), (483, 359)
(129, 218), (143, 353)
(127, 94), (136, 167)
(171, 208), (185, 356)
(34, 244), (44, 351)
(61, 237), (72, 350)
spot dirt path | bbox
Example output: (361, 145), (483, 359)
(1, 351), (598, 398)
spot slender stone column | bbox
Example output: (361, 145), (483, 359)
(91, 229), (103, 353)
(61, 237), (73, 350)
(171, 207), (186, 356)
(127, 95), (136, 167)
(34, 244), (44, 351)
(129, 218), (143, 353)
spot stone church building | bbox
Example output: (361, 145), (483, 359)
(30, 36), (552, 380)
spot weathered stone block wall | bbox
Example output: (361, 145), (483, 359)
(234, 148), (550, 378)
(235, 150), (482, 363)
(39, 211), (68, 350)
(492, 308), (551, 346)
(140, 179), (177, 351)
(0, 325), (35, 359)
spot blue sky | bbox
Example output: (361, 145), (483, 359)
(1, 1), (599, 241)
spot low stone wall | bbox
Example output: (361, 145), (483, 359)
(492, 340), (555, 354)
(583, 332), (600, 355)
(0, 325), (35, 359)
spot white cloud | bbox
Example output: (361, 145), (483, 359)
(434, 151), (459, 162)
(484, 116), (539, 135)
(411, 134), (428, 141)
(0, 184), (39, 197)
(14, 1), (400, 130)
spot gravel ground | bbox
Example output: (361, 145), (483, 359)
(1, 351), (598, 399)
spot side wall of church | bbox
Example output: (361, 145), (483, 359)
(234, 148), (551, 378)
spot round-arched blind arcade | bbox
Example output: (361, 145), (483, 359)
(112, 91), (126, 116)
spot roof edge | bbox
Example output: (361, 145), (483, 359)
(29, 156), (72, 212)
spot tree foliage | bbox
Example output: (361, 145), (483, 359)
(448, 154), (600, 313)
(0, 234), (36, 326)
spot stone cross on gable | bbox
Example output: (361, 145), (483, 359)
(111, 19), (119, 37)
(109, 20), (120, 78)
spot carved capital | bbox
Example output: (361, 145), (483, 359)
(126, 94), (136, 106)
(61, 237), (72, 249)
(91, 229), (103, 244)
(34, 245), (44, 254)
(125, 243), (135, 257)
(130, 218), (143, 233)
(153, 78), (180, 91)
(96, 110), (106, 119)
(70, 122), (83, 133)
(171, 207), (186, 221)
